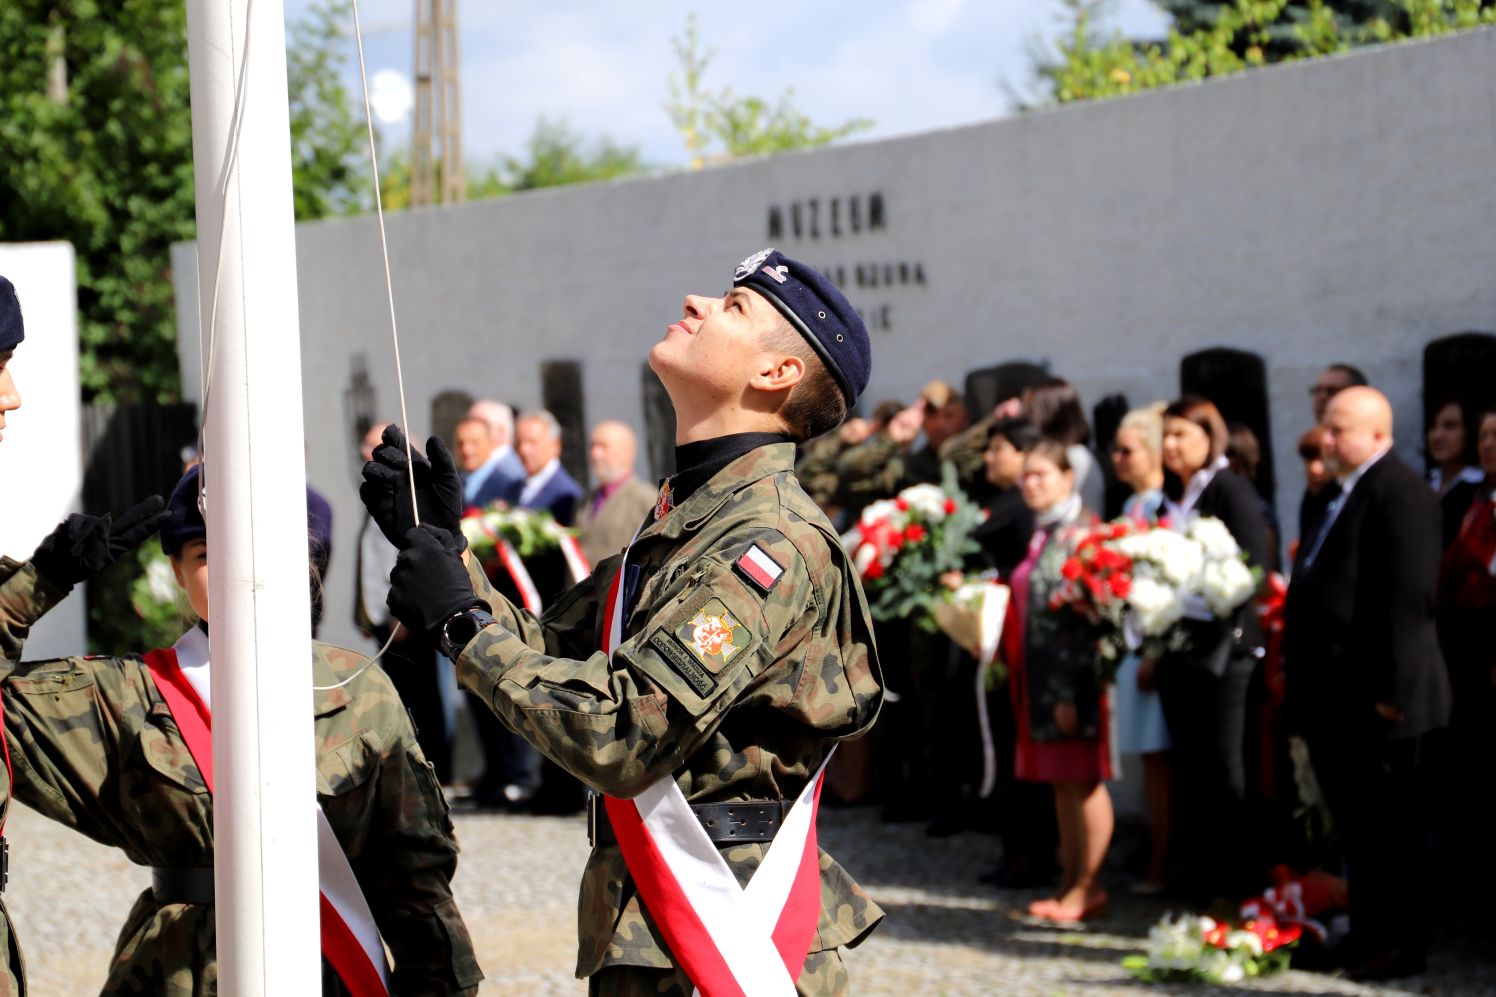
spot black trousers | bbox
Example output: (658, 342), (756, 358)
(1306, 730), (1431, 958)
(1158, 652), (1262, 900)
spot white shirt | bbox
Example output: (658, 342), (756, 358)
(1164, 454), (1229, 524)
(1429, 464), (1485, 494)
(518, 457), (561, 507)
(173, 625), (213, 709)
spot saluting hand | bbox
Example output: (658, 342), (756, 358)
(360, 424), (465, 549)
(387, 524), (479, 637)
(30, 496), (171, 589)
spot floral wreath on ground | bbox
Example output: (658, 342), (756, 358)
(1124, 912), (1300, 984)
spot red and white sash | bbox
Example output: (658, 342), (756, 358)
(599, 548), (829, 996)
(143, 630), (391, 996)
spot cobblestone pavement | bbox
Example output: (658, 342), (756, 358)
(6, 801), (1490, 995)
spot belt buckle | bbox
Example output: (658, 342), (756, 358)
(586, 791), (598, 847)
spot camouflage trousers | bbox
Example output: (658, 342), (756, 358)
(588, 949), (849, 996)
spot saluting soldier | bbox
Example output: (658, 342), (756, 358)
(0, 275), (25, 996)
(0, 467), (482, 996)
(362, 249), (885, 995)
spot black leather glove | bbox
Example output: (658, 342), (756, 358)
(359, 424), (465, 550)
(387, 525), (479, 636)
(30, 496), (171, 589)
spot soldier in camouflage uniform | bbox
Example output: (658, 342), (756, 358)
(361, 249), (885, 995)
(0, 468), (482, 996)
(1, 274), (30, 996)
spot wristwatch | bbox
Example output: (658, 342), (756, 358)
(438, 604), (496, 661)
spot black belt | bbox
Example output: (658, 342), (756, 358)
(1, 836), (8, 894)
(151, 867), (215, 905)
(587, 794), (794, 847)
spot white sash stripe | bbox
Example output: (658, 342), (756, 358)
(316, 807), (393, 987)
(608, 521), (826, 996)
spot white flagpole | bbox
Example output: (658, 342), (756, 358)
(183, 0), (322, 991)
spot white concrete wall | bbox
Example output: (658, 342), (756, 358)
(176, 27), (1496, 656)
(0, 242), (87, 657)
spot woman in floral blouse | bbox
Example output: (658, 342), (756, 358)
(1002, 441), (1112, 922)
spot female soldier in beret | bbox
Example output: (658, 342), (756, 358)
(0, 467), (482, 995)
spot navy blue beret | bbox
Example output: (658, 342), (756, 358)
(162, 464), (336, 559)
(732, 249), (870, 405)
(0, 276), (23, 353)
(161, 465), (206, 556)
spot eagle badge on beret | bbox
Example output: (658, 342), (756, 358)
(734, 248), (776, 281)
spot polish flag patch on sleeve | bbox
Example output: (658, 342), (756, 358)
(735, 543), (785, 593)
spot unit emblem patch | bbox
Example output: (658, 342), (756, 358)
(673, 598), (748, 671)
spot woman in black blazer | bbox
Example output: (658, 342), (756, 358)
(1157, 396), (1269, 902)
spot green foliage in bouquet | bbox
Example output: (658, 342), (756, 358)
(862, 464), (983, 630)
(461, 503), (577, 560)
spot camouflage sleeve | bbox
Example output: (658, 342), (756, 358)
(356, 701), (484, 993)
(462, 550), (604, 662)
(939, 414), (994, 492)
(456, 530), (812, 798)
(2, 654), (138, 842)
(0, 557), (70, 672)
(833, 434), (904, 507)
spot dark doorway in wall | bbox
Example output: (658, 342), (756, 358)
(963, 361), (1050, 417)
(1093, 392), (1131, 519)
(541, 360), (588, 488)
(430, 389), (475, 450)
(1422, 332), (1496, 464)
(641, 364), (676, 481)
(1180, 348), (1276, 503)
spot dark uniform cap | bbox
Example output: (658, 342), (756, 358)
(161, 464), (331, 558)
(161, 465), (206, 556)
(0, 275), (24, 352)
(732, 249), (870, 405)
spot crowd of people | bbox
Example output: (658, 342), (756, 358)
(795, 366), (1495, 982)
(6, 246), (1495, 988)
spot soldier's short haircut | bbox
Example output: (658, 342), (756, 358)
(762, 319), (847, 442)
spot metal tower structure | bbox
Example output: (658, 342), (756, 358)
(411, 0), (464, 205)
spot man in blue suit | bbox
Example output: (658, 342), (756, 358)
(505, 409), (584, 526)
(455, 403), (525, 509)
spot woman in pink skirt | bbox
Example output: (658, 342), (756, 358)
(1002, 440), (1113, 922)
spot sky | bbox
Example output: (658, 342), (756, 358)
(283, 0), (1172, 170)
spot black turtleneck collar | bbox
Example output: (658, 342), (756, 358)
(668, 432), (795, 506)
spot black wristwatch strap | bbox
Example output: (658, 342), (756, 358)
(438, 605), (496, 661)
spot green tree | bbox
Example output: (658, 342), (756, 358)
(1034, 0), (1495, 105)
(498, 117), (645, 191)
(0, 0), (374, 402)
(665, 14), (873, 167)
(287, 0), (368, 221)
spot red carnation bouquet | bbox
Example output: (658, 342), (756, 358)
(844, 466), (983, 628)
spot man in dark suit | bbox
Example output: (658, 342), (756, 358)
(1285, 386), (1451, 981)
(455, 410), (525, 510)
(505, 409), (584, 526)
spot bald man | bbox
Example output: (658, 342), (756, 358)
(1285, 387), (1450, 981)
(575, 420), (657, 566)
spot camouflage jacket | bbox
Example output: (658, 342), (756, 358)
(0, 563), (481, 996)
(0, 556), (67, 997)
(793, 432), (848, 510)
(457, 443), (885, 977)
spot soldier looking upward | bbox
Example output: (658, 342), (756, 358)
(362, 249), (886, 995)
